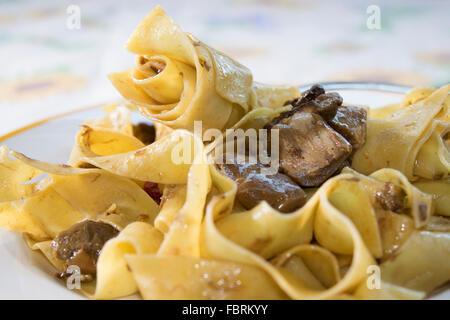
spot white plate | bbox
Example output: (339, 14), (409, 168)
(0, 83), (448, 299)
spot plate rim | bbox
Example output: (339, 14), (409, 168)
(298, 81), (412, 93)
(0, 103), (104, 143)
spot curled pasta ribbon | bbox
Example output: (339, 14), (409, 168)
(0, 146), (42, 202)
(342, 167), (433, 229)
(378, 230), (450, 294)
(199, 166), (441, 299)
(126, 254), (289, 300)
(117, 167), (374, 300)
(108, 6), (299, 132)
(200, 168), (375, 300)
(413, 179), (450, 217)
(132, 55), (184, 104)
(93, 222), (163, 299)
(126, 164), (438, 300)
(69, 126), (144, 165)
(354, 84), (450, 180)
(85, 104), (133, 135)
(79, 130), (212, 256)
(67, 106), (146, 167)
(126, 167), (289, 300)
(205, 105), (292, 155)
(80, 130), (204, 184)
(0, 148), (159, 239)
(155, 132), (211, 257)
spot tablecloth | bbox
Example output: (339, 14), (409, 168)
(0, 0), (449, 136)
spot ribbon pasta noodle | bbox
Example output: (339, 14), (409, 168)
(353, 84), (450, 180)
(109, 6), (299, 132)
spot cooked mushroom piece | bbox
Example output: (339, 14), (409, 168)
(237, 173), (307, 213)
(328, 106), (367, 152)
(280, 84), (342, 121)
(284, 84), (325, 108)
(270, 111), (352, 187)
(52, 220), (119, 279)
(219, 159), (306, 213)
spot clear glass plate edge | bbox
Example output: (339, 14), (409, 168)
(298, 81), (412, 93)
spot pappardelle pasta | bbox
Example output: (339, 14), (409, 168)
(0, 6), (448, 300)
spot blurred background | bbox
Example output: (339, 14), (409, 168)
(0, 0), (449, 135)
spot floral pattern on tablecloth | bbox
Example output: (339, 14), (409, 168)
(0, 0), (448, 135)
